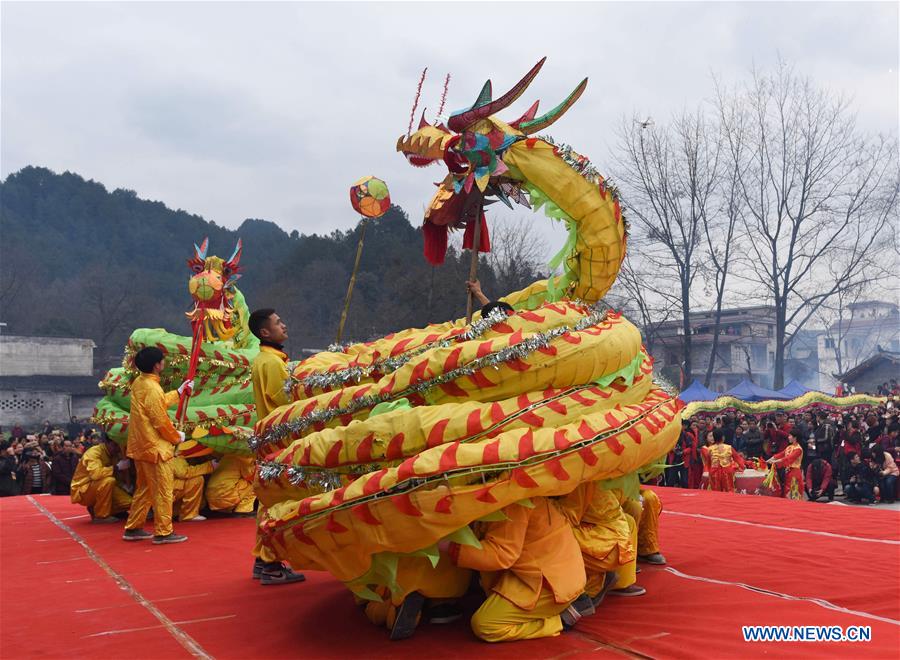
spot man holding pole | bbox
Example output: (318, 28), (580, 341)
(122, 347), (193, 544)
(247, 308), (306, 586)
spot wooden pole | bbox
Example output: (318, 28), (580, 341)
(465, 201), (484, 324)
(336, 218), (368, 343)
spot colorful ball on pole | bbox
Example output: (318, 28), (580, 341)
(350, 176), (391, 218)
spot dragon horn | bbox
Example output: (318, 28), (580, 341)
(448, 57), (546, 132)
(227, 238), (243, 267)
(194, 237), (209, 260)
(418, 109), (430, 129)
(519, 78), (588, 135)
(509, 100), (541, 128)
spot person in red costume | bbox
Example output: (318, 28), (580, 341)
(708, 430), (746, 493)
(700, 430), (714, 490)
(768, 429), (805, 500)
(683, 422), (703, 489)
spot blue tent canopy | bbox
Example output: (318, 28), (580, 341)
(724, 379), (791, 402)
(777, 380), (814, 399)
(678, 379), (719, 403)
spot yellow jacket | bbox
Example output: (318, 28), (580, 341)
(206, 454), (255, 501)
(70, 444), (116, 502)
(252, 345), (290, 420)
(172, 456), (215, 489)
(126, 373), (181, 463)
(456, 499), (585, 610)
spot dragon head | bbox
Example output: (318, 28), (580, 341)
(186, 238), (244, 341)
(398, 58), (587, 263)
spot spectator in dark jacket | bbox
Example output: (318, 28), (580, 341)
(16, 447), (51, 495)
(0, 442), (19, 497)
(50, 439), (80, 495)
(805, 459), (835, 502)
(742, 418), (764, 458)
(845, 453), (876, 504)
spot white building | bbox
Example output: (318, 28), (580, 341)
(817, 301), (900, 392)
(0, 334), (98, 427)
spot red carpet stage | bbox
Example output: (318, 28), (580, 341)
(2, 488), (898, 659)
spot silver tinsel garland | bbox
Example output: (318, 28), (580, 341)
(288, 307), (513, 395)
(249, 306), (608, 452)
(257, 461), (343, 491)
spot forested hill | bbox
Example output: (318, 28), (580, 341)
(0, 167), (541, 370)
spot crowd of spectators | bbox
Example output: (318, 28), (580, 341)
(665, 397), (899, 505)
(0, 417), (104, 497)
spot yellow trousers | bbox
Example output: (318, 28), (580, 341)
(206, 480), (255, 512)
(582, 512), (638, 596)
(75, 478), (132, 518)
(471, 585), (569, 643)
(125, 459), (174, 537)
(173, 476), (205, 521)
(621, 489), (662, 556)
(612, 513), (638, 590)
(254, 506), (278, 563)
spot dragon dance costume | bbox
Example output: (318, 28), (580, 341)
(242, 59), (682, 641)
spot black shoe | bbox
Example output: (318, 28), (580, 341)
(591, 572), (619, 609)
(638, 552), (667, 565)
(152, 533), (188, 545)
(427, 602), (462, 624)
(260, 565), (306, 585)
(572, 592), (596, 617)
(390, 592), (425, 640)
(122, 528), (153, 541)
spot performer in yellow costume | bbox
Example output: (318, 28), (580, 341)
(450, 498), (588, 643)
(620, 487), (666, 565)
(172, 441), (216, 522)
(361, 553), (472, 641)
(70, 435), (132, 522)
(122, 347), (192, 544)
(247, 308), (305, 585)
(559, 483), (643, 601)
(206, 453), (256, 513)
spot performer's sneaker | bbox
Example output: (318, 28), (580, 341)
(427, 603), (463, 624)
(122, 529), (153, 541)
(591, 572), (618, 609)
(610, 584), (647, 597)
(252, 558), (266, 580)
(260, 565), (306, 585)
(91, 516), (119, 524)
(152, 533), (188, 545)
(390, 591), (425, 640)
(181, 515), (207, 522)
(638, 552), (666, 565)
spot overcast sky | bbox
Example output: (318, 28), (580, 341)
(2, 1), (897, 257)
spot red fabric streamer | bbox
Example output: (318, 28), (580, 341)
(422, 222), (449, 265)
(462, 213), (490, 253)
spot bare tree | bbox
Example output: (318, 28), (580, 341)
(715, 61), (899, 388)
(483, 216), (547, 296)
(606, 248), (679, 356)
(615, 110), (721, 382)
(700, 122), (745, 387)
